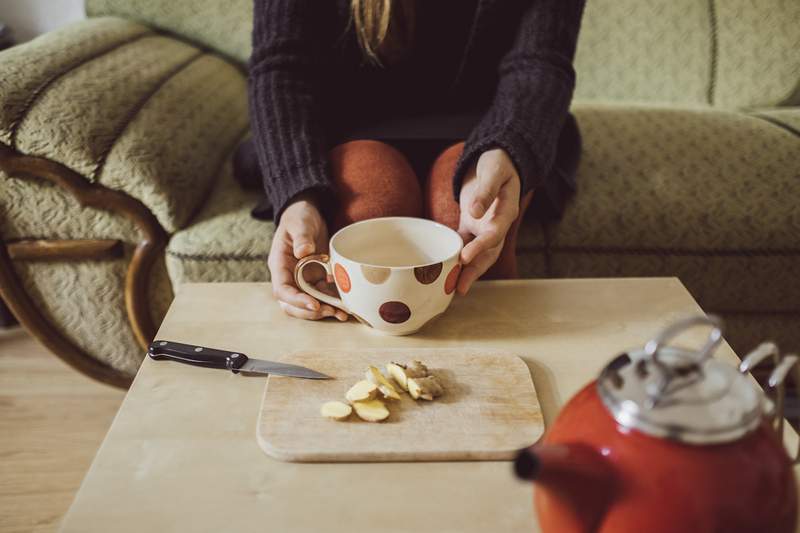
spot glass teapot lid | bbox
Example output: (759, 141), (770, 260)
(597, 316), (769, 445)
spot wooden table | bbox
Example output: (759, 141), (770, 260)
(58, 279), (797, 532)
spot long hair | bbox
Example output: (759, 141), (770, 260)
(350, 0), (414, 66)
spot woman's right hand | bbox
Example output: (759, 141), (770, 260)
(268, 196), (349, 321)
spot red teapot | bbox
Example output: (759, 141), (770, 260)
(515, 316), (798, 533)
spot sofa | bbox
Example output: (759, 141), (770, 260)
(0, 0), (798, 387)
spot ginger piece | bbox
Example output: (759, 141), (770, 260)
(386, 362), (409, 391)
(352, 399), (390, 422)
(320, 401), (352, 421)
(346, 380), (378, 403)
(386, 360), (429, 392)
(408, 375), (444, 401)
(366, 366), (401, 400)
(406, 360), (429, 378)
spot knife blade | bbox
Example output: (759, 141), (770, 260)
(148, 340), (331, 380)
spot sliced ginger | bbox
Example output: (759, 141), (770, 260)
(352, 399), (390, 422)
(321, 359), (445, 422)
(386, 360), (429, 392)
(346, 380), (378, 403)
(408, 375), (444, 401)
(320, 401), (352, 420)
(366, 366), (401, 400)
(386, 362), (409, 391)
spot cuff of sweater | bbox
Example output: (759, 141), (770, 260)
(268, 167), (336, 224)
(452, 126), (544, 202)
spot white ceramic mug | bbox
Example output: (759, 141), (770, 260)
(294, 217), (463, 335)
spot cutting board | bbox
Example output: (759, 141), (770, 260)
(257, 348), (543, 462)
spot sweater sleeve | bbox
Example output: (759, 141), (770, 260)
(453, 0), (586, 199)
(249, 0), (336, 222)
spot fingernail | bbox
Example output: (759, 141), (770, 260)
(306, 303), (317, 311)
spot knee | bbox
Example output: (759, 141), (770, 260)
(427, 141), (465, 188)
(424, 142), (465, 229)
(328, 140), (422, 228)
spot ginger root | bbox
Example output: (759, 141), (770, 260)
(345, 380), (378, 403)
(366, 366), (401, 400)
(408, 375), (444, 401)
(352, 399), (390, 422)
(406, 360), (429, 378)
(320, 401), (352, 421)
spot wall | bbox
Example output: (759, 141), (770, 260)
(0, 0), (85, 43)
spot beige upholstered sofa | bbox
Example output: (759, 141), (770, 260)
(1, 0), (798, 387)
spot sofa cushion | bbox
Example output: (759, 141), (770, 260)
(0, 17), (249, 233)
(0, 17), (150, 147)
(574, 0), (712, 105)
(566, 0), (800, 108)
(535, 103), (800, 313)
(166, 155), (273, 286)
(713, 0), (800, 107)
(86, 0), (252, 65)
(751, 107), (800, 136)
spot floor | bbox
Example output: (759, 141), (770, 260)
(0, 327), (125, 533)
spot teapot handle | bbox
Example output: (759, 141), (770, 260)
(739, 343), (800, 463)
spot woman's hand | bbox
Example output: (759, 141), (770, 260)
(456, 148), (521, 294)
(268, 196), (349, 321)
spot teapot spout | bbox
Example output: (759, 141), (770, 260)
(515, 443), (616, 532)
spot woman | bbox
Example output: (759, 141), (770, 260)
(238, 0), (585, 321)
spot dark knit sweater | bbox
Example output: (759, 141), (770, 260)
(248, 0), (586, 221)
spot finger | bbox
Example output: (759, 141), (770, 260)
(274, 279), (320, 311)
(491, 178), (521, 227)
(314, 279), (338, 298)
(272, 259), (320, 311)
(456, 264), (481, 295)
(471, 163), (510, 219)
(461, 230), (503, 265)
(290, 230), (316, 259)
(456, 246), (501, 295)
(311, 280), (348, 321)
(279, 300), (334, 320)
(457, 227), (474, 247)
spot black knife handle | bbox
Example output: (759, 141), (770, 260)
(148, 340), (249, 373)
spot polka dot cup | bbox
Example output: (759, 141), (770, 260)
(294, 217), (463, 335)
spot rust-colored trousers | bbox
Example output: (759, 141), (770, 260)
(328, 140), (533, 279)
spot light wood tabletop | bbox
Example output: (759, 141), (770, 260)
(58, 279), (798, 533)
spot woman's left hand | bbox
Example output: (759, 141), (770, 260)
(456, 148), (521, 295)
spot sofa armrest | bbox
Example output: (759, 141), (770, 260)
(0, 16), (249, 233)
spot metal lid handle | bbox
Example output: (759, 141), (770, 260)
(643, 315), (724, 406)
(644, 315), (724, 366)
(739, 343), (799, 463)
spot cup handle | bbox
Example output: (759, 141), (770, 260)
(293, 253), (348, 313)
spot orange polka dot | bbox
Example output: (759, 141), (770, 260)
(334, 263), (351, 293)
(444, 264), (461, 295)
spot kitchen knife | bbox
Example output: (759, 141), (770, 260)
(148, 340), (331, 379)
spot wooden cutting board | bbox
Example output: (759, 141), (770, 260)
(257, 348), (543, 462)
